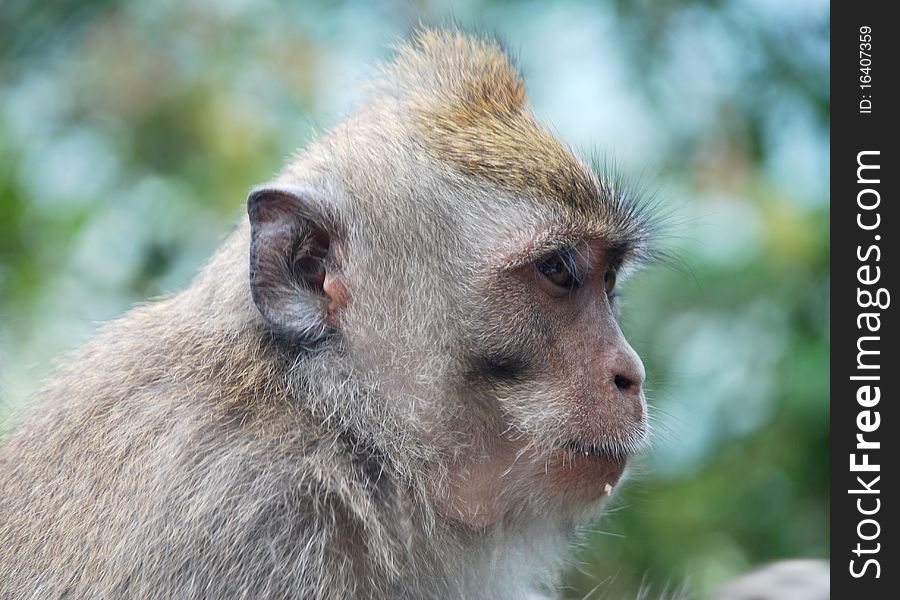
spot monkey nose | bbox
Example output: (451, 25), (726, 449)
(610, 347), (645, 401)
(614, 374), (637, 392)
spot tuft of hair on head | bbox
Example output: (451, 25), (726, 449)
(373, 27), (601, 215)
(380, 26), (527, 119)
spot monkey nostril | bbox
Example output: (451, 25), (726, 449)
(614, 375), (633, 391)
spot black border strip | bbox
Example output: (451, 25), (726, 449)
(831, 3), (898, 595)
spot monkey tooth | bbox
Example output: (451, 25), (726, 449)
(603, 483), (613, 495)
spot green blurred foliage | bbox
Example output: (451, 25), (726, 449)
(0, 1), (828, 597)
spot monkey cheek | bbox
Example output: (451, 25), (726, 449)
(439, 468), (506, 527)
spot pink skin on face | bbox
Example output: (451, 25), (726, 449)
(442, 234), (645, 528)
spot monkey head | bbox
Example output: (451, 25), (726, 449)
(246, 29), (654, 530)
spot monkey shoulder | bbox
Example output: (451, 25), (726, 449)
(0, 310), (406, 599)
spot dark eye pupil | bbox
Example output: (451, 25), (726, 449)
(538, 253), (574, 288)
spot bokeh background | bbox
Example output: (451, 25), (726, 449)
(0, 0), (828, 597)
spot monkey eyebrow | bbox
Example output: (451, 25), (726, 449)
(494, 230), (580, 271)
(495, 228), (634, 272)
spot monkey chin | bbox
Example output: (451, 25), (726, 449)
(545, 443), (628, 505)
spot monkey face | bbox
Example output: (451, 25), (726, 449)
(438, 228), (648, 525)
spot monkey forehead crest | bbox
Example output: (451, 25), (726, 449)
(380, 28), (601, 216)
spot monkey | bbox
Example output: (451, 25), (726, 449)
(0, 27), (826, 600)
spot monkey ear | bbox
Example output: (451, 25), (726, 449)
(247, 184), (345, 342)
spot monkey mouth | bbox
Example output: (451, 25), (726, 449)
(553, 440), (629, 495)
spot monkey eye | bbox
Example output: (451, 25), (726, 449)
(604, 267), (618, 295)
(536, 248), (581, 290)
